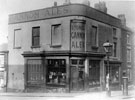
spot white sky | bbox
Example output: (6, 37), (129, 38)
(0, 0), (135, 45)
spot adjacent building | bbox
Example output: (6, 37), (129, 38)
(0, 43), (8, 91)
(8, 2), (134, 92)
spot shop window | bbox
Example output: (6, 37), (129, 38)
(111, 66), (119, 83)
(46, 59), (66, 86)
(89, 60), (100, 87)
(51, 24), (62, 47)
(14, 29), (22, 49)
(91, 26), (98, 47)
(32, 27), (40, 47)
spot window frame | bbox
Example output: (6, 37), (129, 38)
(91, 25), (98, 47)
(51, 24), (62, 47)
(113, 42), (117, 57)
(127, 34), (130, 45)
(113, 28), (117, 38)
(14, 29), (22, 49)
(127, 48), (131, 62)
(46, 59), (66, 86)
(31, 26), (40, 48)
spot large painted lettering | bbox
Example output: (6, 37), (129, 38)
(71, 21), (85, 51)
(9, 6), (70, 24)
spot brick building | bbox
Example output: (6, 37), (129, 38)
(8, 2), (134, 92)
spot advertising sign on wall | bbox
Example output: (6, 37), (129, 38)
(71, 20), (85, 51)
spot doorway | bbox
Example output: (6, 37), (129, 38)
(70, 59), (85, 91)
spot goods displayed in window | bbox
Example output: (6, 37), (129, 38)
(47, 59), (66, 86)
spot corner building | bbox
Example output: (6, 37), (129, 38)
(8, 4), (123, 92)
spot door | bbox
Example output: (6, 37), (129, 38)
(70, 59), (85, 91)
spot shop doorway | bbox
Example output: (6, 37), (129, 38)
(70, 59), (85, 91)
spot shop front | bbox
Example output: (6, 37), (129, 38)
(104, 61), (121, 90)
(23, 51), (106, 92)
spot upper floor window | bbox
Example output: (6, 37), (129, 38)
(113, 28), (117, 38)
(32, 27), (40, 47)
(51, 24), (62, 47)
(127, 34), (130, 44)
(91, 26), (98, 47)
(14, 29), (22, 49)
(113, 42), (117, 57)
(127, 49), (131, 62)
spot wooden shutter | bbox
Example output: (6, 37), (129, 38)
(27, 59), (44, 86)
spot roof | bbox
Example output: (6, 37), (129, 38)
(9, 4), (121, 28)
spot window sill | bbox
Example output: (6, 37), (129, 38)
(13, 47), (21, 49)
(46, 83), (66, 87)
(31, 45), (40, 48)
(50, 45), (62, 48)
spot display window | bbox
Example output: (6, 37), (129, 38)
(111, 66), (119, 83)
(46, 59), (66, 86)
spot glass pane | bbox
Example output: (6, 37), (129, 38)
(79, 59), (84, 65)
(47, 59), (66, 85)
(91, 26), (97, 46)
(33, 37), (39, 46)
(52, 24), (62, 45)
(71, 59), (77, 65)
(33, 27), (40, 36)
(14, 29), (21, 48)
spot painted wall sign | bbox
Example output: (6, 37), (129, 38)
(9, 6), (70, 24)
(71, 20), (85, 51)
(9, 4), (121, 27)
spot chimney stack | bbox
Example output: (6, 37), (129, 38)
(94, 1), (107, 13)
(63, 0), (71, 5)
(118, 14), (126, 26)
(82, 0), (90, 6)
(54, 1), (57, 7)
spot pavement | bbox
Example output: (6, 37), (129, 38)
(0, 86), (135, 100)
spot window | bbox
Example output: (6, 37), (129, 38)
(113, 28), (117, 37)
(127, 34), (130, 44)
(89, 60), (100, 87)
(113, 28), (117, 57)
(46, 59), (66, 85)
(91, 26), (98, 47)
(111, 66), (119, 83)
(32, 27), (40, 47)
(113, 42), (117, 57)
(14, 29), (22, 49)
(127, 49), (131, 62)
(51, 24), (62, 46)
